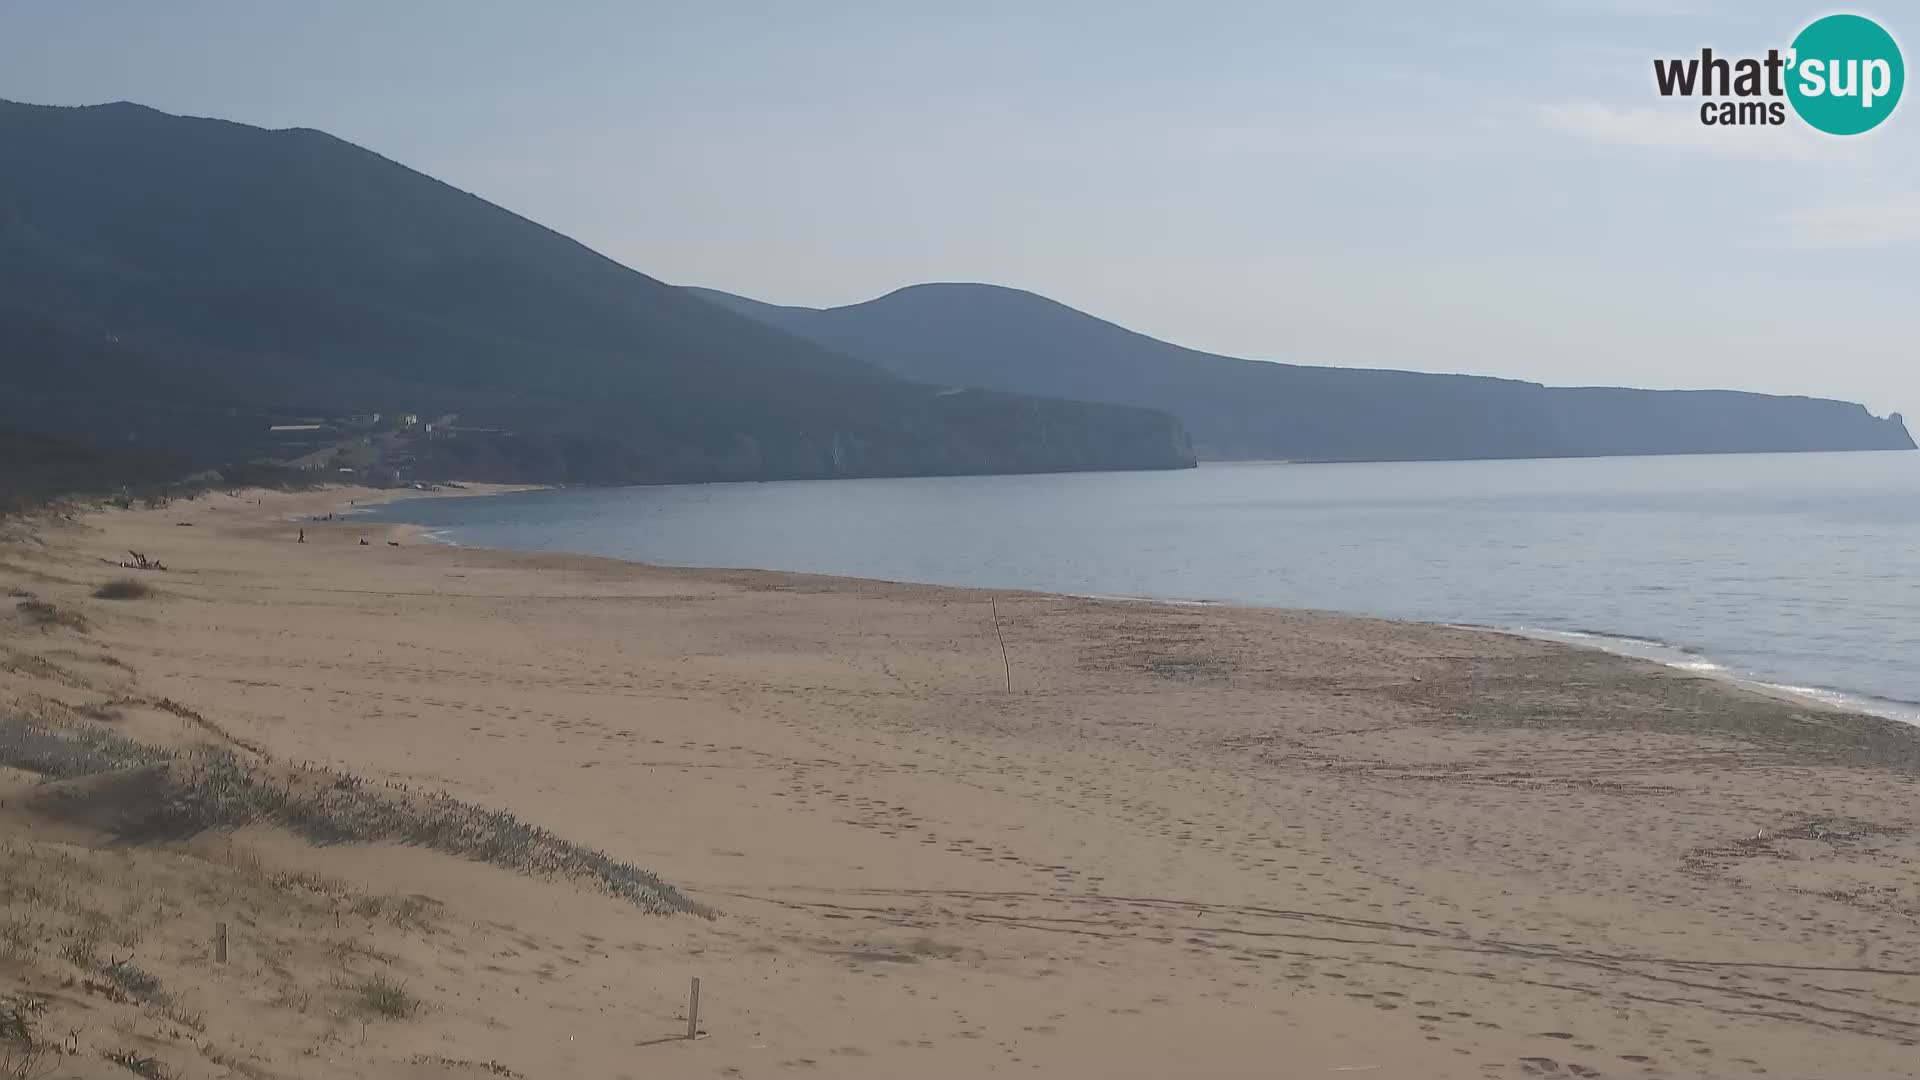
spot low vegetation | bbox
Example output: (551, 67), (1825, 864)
(0, 713), (706, 916)
(350, 973), (418, 1019)
(102, 956), (163, 998)
(102, 1048), (171, 1080)
(0, 920), (29, 958)
(57, 936), (97, 968)
(2, 1007), (50, 1080)
(91, 579), (154, 601)
(12, 599), (87, 632)
(0, 996), (45, 1078)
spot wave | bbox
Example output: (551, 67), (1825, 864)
(1748, 681), (1920, 723)
(1506, 626), (1920, 726)
(1076, 592), (1225, 606)
(1528, 625), (1707, 656)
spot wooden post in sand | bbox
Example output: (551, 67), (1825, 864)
(686, 977), (702, 1039)
(989, 595), (1012, 692)
(214, 921), (229, 964)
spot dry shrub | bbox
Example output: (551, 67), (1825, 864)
(102, 955), (162, 998)
(351, 973), (417, 1019)
(1, 1041), (51, 1080)
(57, 935), (97, 969)
(91, 579), (154, 601)
(102, 1049), (170, 1080)
(0, 918), (29, 957)
(0, 995), (50, 1080)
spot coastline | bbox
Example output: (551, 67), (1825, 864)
(1460, 624), (1920, 727)
(1501, 625), (1920, 726)
(7, 484), (1920, 1078)
(367, 484), (1920, 729)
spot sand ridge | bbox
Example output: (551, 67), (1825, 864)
(3, 485), (1918, 1078)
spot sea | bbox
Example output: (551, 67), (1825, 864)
(361, 451), (1920, 724)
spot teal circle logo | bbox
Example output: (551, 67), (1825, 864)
(1787, 14), (1904, 135)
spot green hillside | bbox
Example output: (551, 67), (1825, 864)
(0, 100), (1194, 502)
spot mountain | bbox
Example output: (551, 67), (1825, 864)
(687, 283), (1915, 462)
(0, 100), (1194, 499)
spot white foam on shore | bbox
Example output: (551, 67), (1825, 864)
(1075, 592), (1225, 607)
(1748, 681), (1920, 724)
(1496, 625), (1920, 726)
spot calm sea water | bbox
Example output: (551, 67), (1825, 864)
(365, 452), (1920, 723)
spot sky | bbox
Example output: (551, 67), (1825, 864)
(2, 1), (1913, 415)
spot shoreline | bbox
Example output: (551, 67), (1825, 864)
(11, 484), (1920, 1077)
(1470, 624), (1920, 726)
(60, 475), (1920, 766)
(361, 484), (1920, 729)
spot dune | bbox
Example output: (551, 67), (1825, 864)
(2, 486), (1918, 1078)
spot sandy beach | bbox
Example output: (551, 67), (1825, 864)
(4, 485), (1919, 1079)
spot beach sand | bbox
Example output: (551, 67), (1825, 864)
(4, 486), (1919, 1078)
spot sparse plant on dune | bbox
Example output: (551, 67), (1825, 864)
(56, 935), (96, 969)
(0, 999), (34, 1044)
(13, 600), (86, 632)
(1, 1041), (52, 1080)
(325, 935), (394, 970)
(387, 894), (438, 930)
(267, 868), (339, 895)
(102, 1048), (170, 1080)
(0, 918), (30, 958)
(0, 713), (710, 916)
(347, 892), (443, 931)
(0, 996), (50, 1080)
(102, 954), (162, 998)
(146, 998), (204, 1035)
(74, 703), (121, 723)
(350, 973), (418, 1019)
(91, 579), (153, 601)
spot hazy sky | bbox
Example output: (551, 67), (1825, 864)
(3, 1), (1913, 415)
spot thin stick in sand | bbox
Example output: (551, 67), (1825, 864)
(990, 594), (1012, 692)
